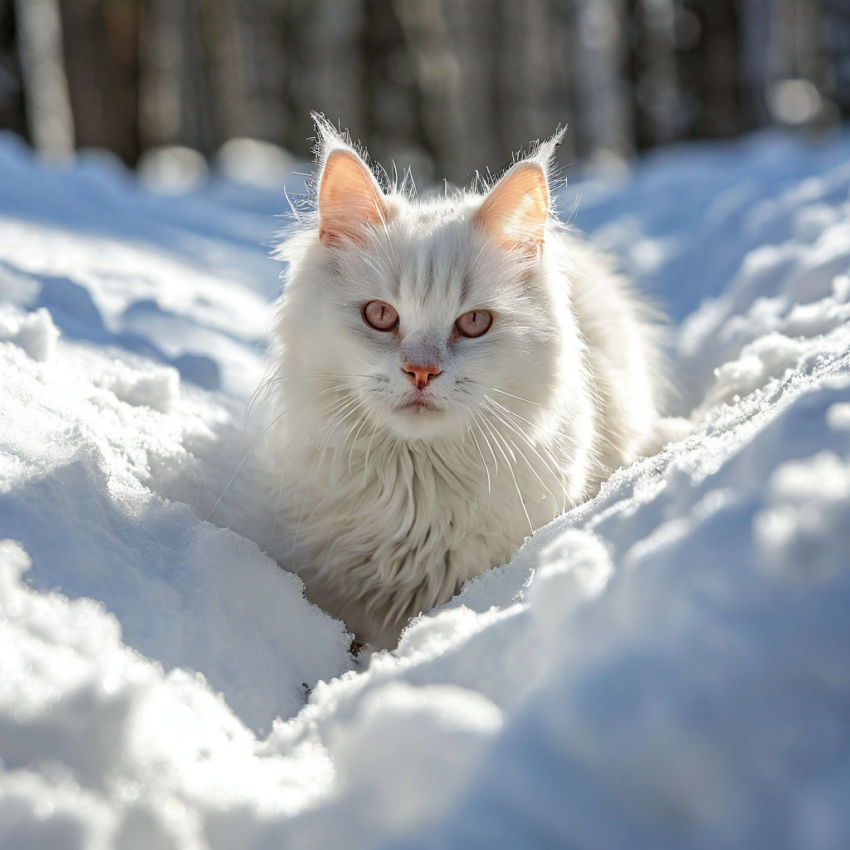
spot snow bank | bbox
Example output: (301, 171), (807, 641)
(2, 129), (850, 849)
(0, 306), (58, 361)
(0, 540), (343, 849)
(0, 332), (351, 737)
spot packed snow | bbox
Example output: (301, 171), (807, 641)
(1, 129), (850, 849)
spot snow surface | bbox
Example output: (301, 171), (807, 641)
(2, 129), (850, 849)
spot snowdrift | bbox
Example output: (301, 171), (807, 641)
(2, 131), (850, 849)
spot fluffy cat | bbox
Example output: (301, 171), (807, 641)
(266, 119), (665, 649)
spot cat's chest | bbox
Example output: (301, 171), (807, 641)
(294, 441), (554, 578)
(282, 434), (570, 647)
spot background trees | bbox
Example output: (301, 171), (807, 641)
(3, 0), (846, 181)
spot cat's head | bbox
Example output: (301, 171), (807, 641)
(272, 120), (573, 445)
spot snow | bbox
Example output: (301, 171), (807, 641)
(2, 128), (850, 849)
(0, 305), (58, 361)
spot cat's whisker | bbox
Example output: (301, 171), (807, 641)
(267, 396), (350, 544)
(363, 421), (380, 487)
(484, 395), (538, 429)
(288, 405), (371, 545)
(490, 418), (522, 565)
(486, 404), (564, 515)
(479, 408), (533, 536)
(318, 398), (362, 452)
(504, 377), (563, 390)
(248, 478), (281, 531)
(290, 442), (324, 572)
(462, 414), (500, 539)
(486, 398), (567, 485)
(306, 397), (360, 451)
(479, 412), (517, 465)
(472, 411), (499, 482)
(246, 358), (307, 429)
(466, 418), (491, 496)
(259, 374), (373, 388)
(348, 412), (372, 476)
(245, 399), (356, 543)
(269, 464), (286, 546)
(205, 384), (347, 523)
(492, 404), (573, 514)
(245, 375), (348, 435)
(478, 412), (534, 536)
(263, 397), (356, 535)
(293, 416), (371, 546)
(484, 385), (548, 409)
(334, 408), (367, 477)
(298, 431), (368, 540)
(487, 390), (592, 474)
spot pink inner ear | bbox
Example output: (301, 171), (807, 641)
(318, 149), (389, 247)
(474, 162), (549, 254)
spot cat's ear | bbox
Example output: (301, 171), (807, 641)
(474, 162), (550, 256)
(317, 148), (389, 247)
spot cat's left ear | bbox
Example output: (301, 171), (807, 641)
(317, 148), (389, 247)
(474, 162), (550, 256)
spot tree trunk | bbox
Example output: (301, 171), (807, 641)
(13, 0), (74, 158)
(572, 0), (635, 167)
(394, 0), (465, 183)
(60, 0), (142, 165)
(0, 0), (28, 142)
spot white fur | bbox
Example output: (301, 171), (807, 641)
(265, 121), (666, 648)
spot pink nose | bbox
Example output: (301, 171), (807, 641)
(402, 363), (441, 390)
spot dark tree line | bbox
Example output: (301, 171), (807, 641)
(1, 0), (847, 182)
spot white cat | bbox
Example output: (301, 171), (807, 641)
(266, 118), (665, 649)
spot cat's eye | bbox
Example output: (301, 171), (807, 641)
(455, 310), (493, 339)
(362, 300), (399, 331)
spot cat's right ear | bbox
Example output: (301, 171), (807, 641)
(474, 162), (550, 257)
(318, 149), (389, 247)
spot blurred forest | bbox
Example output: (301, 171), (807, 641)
(2, 0), (849, 183)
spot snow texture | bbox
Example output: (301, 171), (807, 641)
(2, 128), (850, 849)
